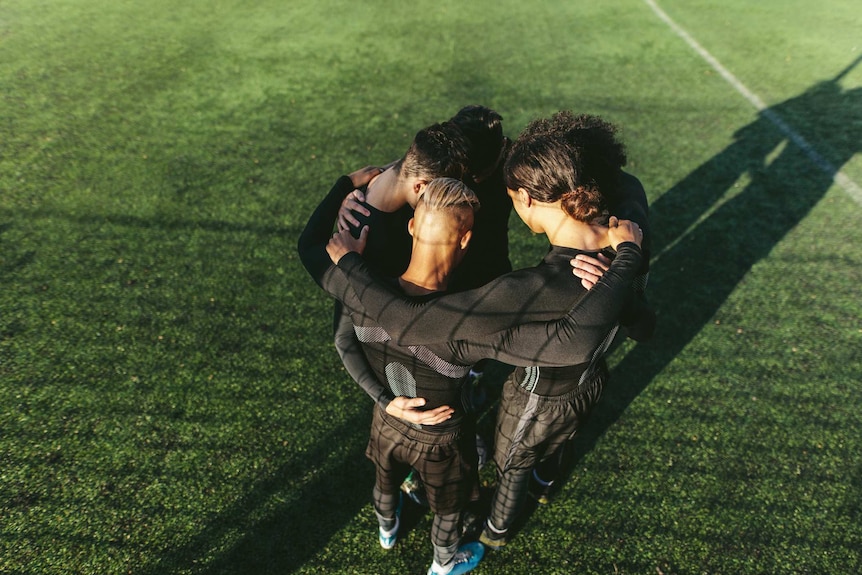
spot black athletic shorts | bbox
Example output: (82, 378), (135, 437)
(366, 407), (479, 515)
(493, 364), (607, 474)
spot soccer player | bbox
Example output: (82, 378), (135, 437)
(330, 121), (470, 425)
(506, 111), (654, 507)
(300, 177), (484, 575)
(332, 109), (514, 511)
(335, 109), (513, 498)
(298, 174), (643, 574)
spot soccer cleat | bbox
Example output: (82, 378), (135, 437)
(378, 495), (403, 549)
(378, 518), (399, 549)
(426, 541), (485, 575)
(478, 524), (507, 551)
(528, 470), (554, 505)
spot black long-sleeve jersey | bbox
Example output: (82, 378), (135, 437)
(297, 176), (644, 426)
(332, 169), (654, 397)
(448, 165), (513, 291)
(337, 242), (650, 396)
(332, 166), (511, 411)
(339, 170), (654, 348)
(330, 182), (413, 411)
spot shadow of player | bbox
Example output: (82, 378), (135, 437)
(548, 57), (862, 507)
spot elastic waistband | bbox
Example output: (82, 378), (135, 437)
(513, 364), (607, 402)
(377, 406), (465, 444)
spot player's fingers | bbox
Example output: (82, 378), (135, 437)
(405, 397), (426, 408)
(346, 196), (371, 217)
(570, 264), (601, 278)
(573, 270), (601, 283)
(583, 255), (611, 272)
(417, 409), (452, 425)
(420, 414), (442, 425)
(428, 411), (454, 425)
(338, 209), (360, 229)
(574, 253), (610, 270)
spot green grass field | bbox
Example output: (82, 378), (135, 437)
(2, 0), (860, 573)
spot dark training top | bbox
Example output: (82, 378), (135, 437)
(352, 198), (414, 279)
(594, 170), (654, 340)
(349, 164), (513, 291)
(329, 188), (413, 408)
(339, 241), (652, 397)
(341, 170), (654, 346)
(333, 164), (512, 410)
(336, 170), (655, 397)
(298, 176), (644, 424)
(448, 165), (513, 291)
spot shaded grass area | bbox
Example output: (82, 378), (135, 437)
(2, 0), (861, 573)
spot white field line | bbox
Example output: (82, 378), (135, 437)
(644, 0), (862, 207)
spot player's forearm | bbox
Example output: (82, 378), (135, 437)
(297, 176), (356, 284)
(337, 255), (579, 345)
(333, 304), (392, 409)
(474, 242), (643, 367)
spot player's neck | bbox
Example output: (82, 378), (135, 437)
(398, 249), (455, 296)
(365, 169), (410, 213)
(545, 216), (610, 251)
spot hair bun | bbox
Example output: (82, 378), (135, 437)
(560, 184), (604, 221)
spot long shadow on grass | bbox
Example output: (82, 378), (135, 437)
(556, 63), (862, 490)
(135, 405), (377, 575)
(0, 222), (37, 279)
(161, 362), (511, 575)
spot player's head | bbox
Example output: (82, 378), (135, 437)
(449, 105), (508, 184)
(504, 131), (604, 222)
(504, 112), (625, 222)
(508, 112), (627, 210)
(410, 177), (480, 258)
(399, 121), (470, 183)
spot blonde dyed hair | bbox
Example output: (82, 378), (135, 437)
(416, 178), (481, 234)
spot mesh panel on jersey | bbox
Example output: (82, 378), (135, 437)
(408, 345), (471, 379)
(385, 362), (417, 398)
(355, 324), (469, 379)
(354, 325), (391, 343)
(521, 366), (540, 392)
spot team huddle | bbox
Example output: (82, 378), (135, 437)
(298, 107), (654, 575)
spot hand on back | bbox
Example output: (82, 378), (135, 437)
(571, 216), (642, 289)
(337, 166), (383, 231)
(386, 396), (454, 426)
(326, 226), (368, 263)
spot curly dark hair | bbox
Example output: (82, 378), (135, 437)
(400, 121), (470, 182)
(504, 112), (627, 222)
